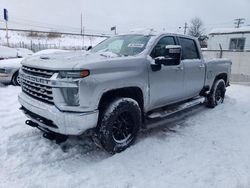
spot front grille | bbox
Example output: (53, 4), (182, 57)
(20, 66), (55, 104)
(22, 66), (55, 78)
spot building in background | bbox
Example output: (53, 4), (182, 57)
(204, 27), (250, 83)
(207, 27), (250, 51)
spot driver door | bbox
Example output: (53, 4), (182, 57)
(148, 36), (185, 110)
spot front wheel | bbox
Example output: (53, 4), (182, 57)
(12, 72), (20, 86)
(206, 79), (226, 108)
(97, 98), (141, 154)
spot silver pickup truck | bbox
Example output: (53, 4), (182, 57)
(18, 32), (232, 153)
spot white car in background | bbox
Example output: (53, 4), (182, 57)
(0, 48), (66, 86)
(0, 46), (33, 60)
(0, 58), (25, 85)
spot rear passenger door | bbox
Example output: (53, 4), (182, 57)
(178, 37), (205, 98)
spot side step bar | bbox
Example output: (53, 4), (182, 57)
(147, 97), (205, 119)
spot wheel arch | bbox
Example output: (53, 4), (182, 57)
(11, 69), (20, 83)
(214, 73), (228, 85)
(98, 87), (144, 120)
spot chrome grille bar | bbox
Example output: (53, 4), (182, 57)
(22, 82), (53, 97)
(21, 79), (52, 94)
(22, 66), (55, 78)
(20, 72), (51, 87)
(20, 66), (55, 105)
(22, 87), (54, 103)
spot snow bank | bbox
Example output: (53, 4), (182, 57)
(1, 85), (250, 188)
(0, 30), (106, 51)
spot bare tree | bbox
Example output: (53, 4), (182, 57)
(188, 17), (205, 38)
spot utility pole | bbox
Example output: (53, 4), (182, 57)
(80, 12), (86, 49)
(82, 26), (85, 49)
(5, 20), (9, 47)
(3, 8), (9, 47)
(184, 22), (188, 35)
(234, 18), (245, 28)
(80, 13), (83, 34)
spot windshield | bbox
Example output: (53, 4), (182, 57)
(91, 35), (151, 56)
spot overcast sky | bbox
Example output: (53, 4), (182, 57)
(0, 0), (250, 35)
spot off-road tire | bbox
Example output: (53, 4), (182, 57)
(98, 98), (141, 154)
(206, 79), (226, 108)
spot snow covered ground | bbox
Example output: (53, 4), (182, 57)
(0, 30), (106, 51)
(0, 85), (250, 188)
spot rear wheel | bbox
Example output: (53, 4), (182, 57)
(206, 79), (226, 108)
(12, 72), (20, 86)
(98, 98), (141, 154)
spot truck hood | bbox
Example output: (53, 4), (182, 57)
(21, 51), (123, 70)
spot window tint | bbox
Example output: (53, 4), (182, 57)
(179, 38), (199, 60)
(229, 38), (245, 51)
(107, 40), (124, 54)
(91, 35), (151, 56)
(151, 36), (176, 58)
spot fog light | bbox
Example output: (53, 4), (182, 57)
(61, 88), (79, 106)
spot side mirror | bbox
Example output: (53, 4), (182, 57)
(87, 46), (93, 51)
(154, 45), (181, 66)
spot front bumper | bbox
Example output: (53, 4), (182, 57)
(18, 92), (99, 135)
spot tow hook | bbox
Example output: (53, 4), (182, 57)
(25, 120), (38, 127)
(43, 132), (68, 144)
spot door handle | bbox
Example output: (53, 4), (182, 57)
(175, 66), (184, 71)
(199, 64), (205, 69)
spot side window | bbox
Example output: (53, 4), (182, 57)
(229, 38), (245, 51)
(151, 36), (176, 58)
(179, 38), (200, 60)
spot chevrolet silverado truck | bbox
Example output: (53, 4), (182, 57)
(18, 32), (232, 154)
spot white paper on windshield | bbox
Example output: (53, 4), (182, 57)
(127, 43), (145, 48)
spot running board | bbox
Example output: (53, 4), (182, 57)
(147, 97), (205, 119)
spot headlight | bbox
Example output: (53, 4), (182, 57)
(61, 87), (79, 106)
(59, 70), (90, 79)
(0, 68), (11, 74)
(0, 68), (6, 73)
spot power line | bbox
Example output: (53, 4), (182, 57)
(206, 21), (232, 27)
(0, 28), (110, 38)
(80, 13), (83, 34)
(5, 19), (110, 35)
(5, 16), (111, 35)
(9, 16), (234, 35)
(11, 16), (80, 31)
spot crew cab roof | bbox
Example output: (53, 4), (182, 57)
(118, 30), (197, 40)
